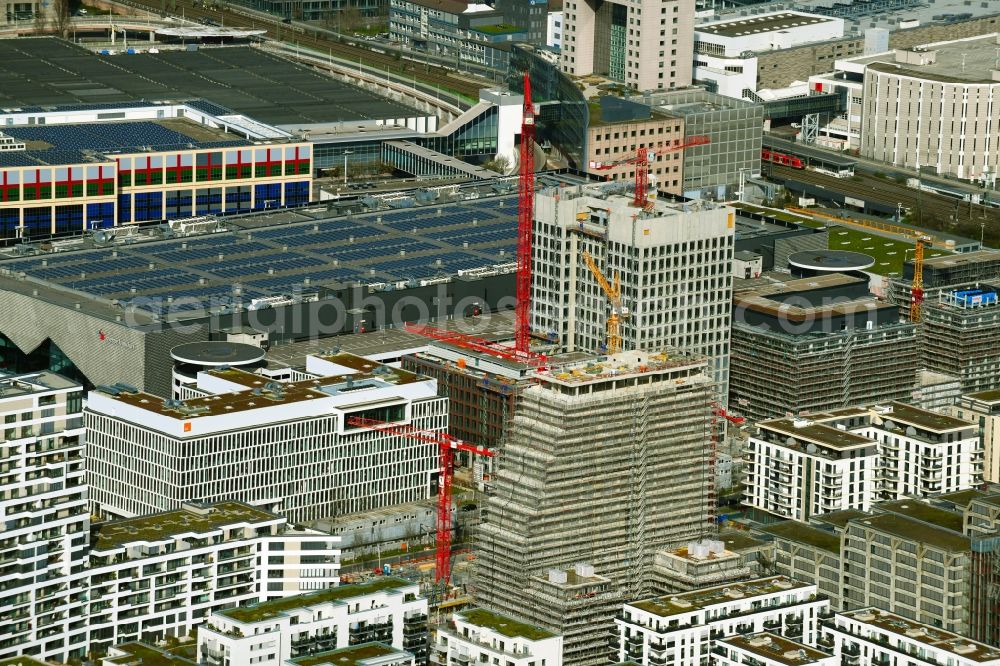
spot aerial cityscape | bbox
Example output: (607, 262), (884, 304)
(0, 0), (997, 662)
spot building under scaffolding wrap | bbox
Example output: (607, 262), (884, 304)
(475, 349), (715, 666)
(921, 287), (1000, 394)
(729, 274), (918, 424)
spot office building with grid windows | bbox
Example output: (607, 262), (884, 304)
(531, 180), (734, 399)
(84, 353), (446, 524)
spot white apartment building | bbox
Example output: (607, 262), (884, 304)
(950, 390), (1000, 484)
(0, 372), (88, 664)
(694, 12), (844, 99)
(613, 576), (830, 666)
(714, 633), (837, 666)
(85, 353), (447, 522)
(744, 416), (879, 522)
(560, 0), (694, 92)
(435, 608), (563, 666)
(857, 402), (980, 500)
(198, 577), (429, 666)
(824, 609), (1000, 666)
(531, 182), (734, 397)
(744, 403), (980, 521)
(85, 501), (340, 656)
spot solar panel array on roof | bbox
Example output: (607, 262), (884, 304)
(0, 196), (519, 315)
(3, 122), (248, 154)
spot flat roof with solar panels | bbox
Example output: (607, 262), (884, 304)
(0, 194), (519, 320)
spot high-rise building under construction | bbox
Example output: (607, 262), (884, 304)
(476, 350), (714, 666)
(530, 181), (735, 400)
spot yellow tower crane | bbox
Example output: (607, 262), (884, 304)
(910, 235), (931, 323)
(582, 250), (623, 354)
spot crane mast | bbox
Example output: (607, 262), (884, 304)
(514, 72), (535, 354)
(582, 250), (623, 354)
(346, 416), (494, 585)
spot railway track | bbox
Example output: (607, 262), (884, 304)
(111, 0), (490, 100)
(768, 164), (1000, 246)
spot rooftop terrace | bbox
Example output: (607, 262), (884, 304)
(0, 371), (78, 398)
(629, 576), (811, 618)
(104, 642), (197, 666)
(91, 501), (278, 551)
(535, 349), (707, 387)
(877, 401), (972, 433)
(842, 609), (1000, 662)
(289, 642), (404, 666)
(966, 389), (1000, 403)
(720, 633), (831, 665)
(98, 355), (425, 420)
(220, 577), (414, 623)
(458, 608), (556, 641)
(758, 418), (876, 452)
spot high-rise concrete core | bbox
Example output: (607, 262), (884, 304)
(476, 349), (714, 666)
(559, 0), (695, 91)
(531, 181), (734, 400)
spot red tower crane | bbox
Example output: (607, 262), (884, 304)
(346, 416), (495, 585)
(707, 403), (745, 525)
(593, 135), (711, 207)
(403, 323), (547, 367)
(514, 72), (536, 355)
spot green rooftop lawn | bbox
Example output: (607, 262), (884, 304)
(858, 514), (970, 552)
(760, 521), (840, 554)
(471, 23), (523, 34)
(0, 657), (57, 666)
(290, 642), (399, 666)
(92, 501), (275, 551)
(968, 389), (1000, 402)
(827, 225), (950, 275)
(936, 489), (988, 509)
(221, 577), (411, 624)
(879, 500), (964, 532)
(104, 643), (196, 666)
(459, 608), (555, 641)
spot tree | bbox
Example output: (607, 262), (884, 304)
(483, 154), (511, 175)
(52, 0), (71, 38)
(33, 2), (49, 33)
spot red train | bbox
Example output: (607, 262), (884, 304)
(761, 148), (805, 169)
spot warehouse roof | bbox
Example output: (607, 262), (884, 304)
(0, 38), (419, 125)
